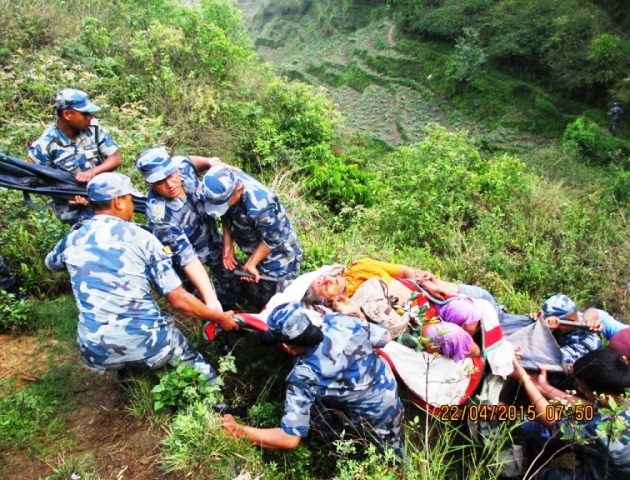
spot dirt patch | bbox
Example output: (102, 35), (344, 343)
(64, 374), (170, 480)
(0, 334), (56, 388)
(3, 368), (176, 480)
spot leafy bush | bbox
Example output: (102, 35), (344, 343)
(0, 290), (32, 332)
(445, 27), (487, 84)
(587, 34), (628, 86)
(152, 361), (225, 412)
(377, 125), (529, 254)
(161, 401), (271, 479)
(0, 193), (69, 297)
(562, 116), (626, 164)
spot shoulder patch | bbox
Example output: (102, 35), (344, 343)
(163, 246), (172, 255)
(151, 202), (166, 221)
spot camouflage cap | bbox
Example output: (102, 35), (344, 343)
(87, 172), (142, 202)
(541, 294), (576, 318)
(264, 302), (323, 346)
(54, 88), (100, 113)
(136, 147), (177, 184)
(202, 166), (238, 218)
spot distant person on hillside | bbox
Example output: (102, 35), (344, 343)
(609, 102), (623, 136)
(45, 172), (238, 380)
(29, 88), (121, 224)
(202, 167), (303, 310)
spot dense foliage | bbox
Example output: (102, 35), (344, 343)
(2, 0), (630, 478)
(390, 0), (630, 101)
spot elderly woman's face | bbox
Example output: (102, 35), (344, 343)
(311, 274), (346, 300)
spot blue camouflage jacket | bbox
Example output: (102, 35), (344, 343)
(281, 312), (403, 453)
(145, 156), (221, 268)
(225, 172), (302, 278)
(45, 215), (182, 370)
(28, 120), (118, 223)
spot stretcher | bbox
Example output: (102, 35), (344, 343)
(204, 267), (515, 414)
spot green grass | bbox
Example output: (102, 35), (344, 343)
(32, 295), (78, 340)
(0, 364), (85, 464)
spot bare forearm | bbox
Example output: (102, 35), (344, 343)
(245, 242), (272, 269)
(93, 152), (122, 175)
(189, 155), (220, 172)
(166, 287), (225, 324)
(239, 426), (301, 449)
(520, 375), (554, 426)
(183, 258), (219, 307)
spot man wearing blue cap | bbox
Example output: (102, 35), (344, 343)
(29, 88), (121, 223)
(202, 167), (303, 309)
(136, 147), (240, 309)
(221, 302), (403, 456)
(45, 172), (237, 380)
(540, 294), (602, 374)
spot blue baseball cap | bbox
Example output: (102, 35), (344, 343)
(87, 172), (142, 202)
(542, 294), (576, 318)
(263, 302), (323, 346)
(54, 88), (100, 113)
(202, 166), (238, 218)
(136, 147), (178, 184)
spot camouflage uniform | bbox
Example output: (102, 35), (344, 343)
(45, 214), (216, 380)
(224, 172), (302, 278)
(281, 312), (403, 455)
(143, 155), (237, 304)
(28, 89), (118, 224)
(204, 168), (303, 309)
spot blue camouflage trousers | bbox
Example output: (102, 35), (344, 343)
(79, 324), (217, 382)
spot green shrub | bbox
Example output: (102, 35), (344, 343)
(152, 362), (223, 412)
(161, 401), (271, 479)
(0, 193), (69, 297)
(561, 116), (626, 164)
(0, 290), (32, 332)
(445, 27), (487, 84)
(377, 125), (529, 253)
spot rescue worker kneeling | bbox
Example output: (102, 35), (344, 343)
(220, 302), (404, 456)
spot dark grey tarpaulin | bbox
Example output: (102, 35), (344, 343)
(0, 153), (146, 214)
(506, 319), (564, 372)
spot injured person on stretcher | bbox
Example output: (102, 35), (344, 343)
(300, 257), (487, 362)
(229, 257), (516, 410)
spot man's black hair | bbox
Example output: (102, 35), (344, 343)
(573, 348), (630, 396)
(262, 322), (323, 347)
(89, 199), (114, 211)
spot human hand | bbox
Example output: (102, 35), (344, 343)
(241, 262), (260, 283)
(414, 269), (436, 283)
(332, 298), (364, 319)
(545, 316), (560, 330)
(420, 281), (449, 301)
(220, 414), (244, 436)
(584, 315), (602, 332)
(218, 311), (239, 331)
(68, 195), (89, 206)
(75, 169), (96, 183)
(511, 357), (527, 381)
(222, 242), (237, 270)
(513, 344), (523, 360)
(532, 367), (549, 390)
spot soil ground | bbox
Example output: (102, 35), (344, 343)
(1, 335), (176, 480)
